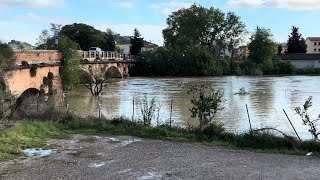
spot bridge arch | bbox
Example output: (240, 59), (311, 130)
(15, 88), (41, 109)
(105, 66), (122, 78)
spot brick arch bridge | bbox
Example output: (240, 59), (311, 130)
(4, 50), (135, 100)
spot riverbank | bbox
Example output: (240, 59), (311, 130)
(1, 117), (320, 162)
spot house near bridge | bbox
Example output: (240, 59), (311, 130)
(116, 36), (158, 55)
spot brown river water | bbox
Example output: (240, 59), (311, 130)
(66, 76), (320, 140)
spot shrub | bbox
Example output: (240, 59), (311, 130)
(267, 60), (295, 74)
(141, 96), (156, 126)
(29, 64), (38, 77)
(21, 61), (29, 67)
(47, 72), (54, 80)
(188, 84), (224, 131)
(201, 123), (225, 139)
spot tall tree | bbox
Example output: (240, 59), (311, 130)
(224, 12), (246, 69)
(36, 30), (51, 49)
(162, 4), (246, 55)
(50, 23), (62, 34)
(58, 36), (81, 90)
(59, 23), (116, 51)
(248, 27), (276, 70)
(0, 42), (15, 72)
(286, 26), (307, 53)
(130, 28), (144, 55)
(35, 25), (82, 90)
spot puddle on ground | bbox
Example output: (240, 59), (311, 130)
(89, 162), (106, 168)
(121, 139), (141, 146)
(92, 136), (141, 146)
(88, 160), (115, 168)
(22, 148), (55, 157)
(139, 172), (164, 180)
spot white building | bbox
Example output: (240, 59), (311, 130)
(278, 54), (320, 69)
(116, 36), (158, 55)
(306, 37), (320, 54)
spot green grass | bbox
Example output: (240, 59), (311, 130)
(1, 116), (320, 161)
(0, 121), (68, 161)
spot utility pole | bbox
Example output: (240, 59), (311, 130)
(54, 31), (59, 50)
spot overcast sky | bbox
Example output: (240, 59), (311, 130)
(1, 0), (320, 46)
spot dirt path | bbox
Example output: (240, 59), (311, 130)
(0, 134), (319, 180)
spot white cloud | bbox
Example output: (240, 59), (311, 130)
(113, 1), (135, 9)
(151, 1), (193, 15)
(0, 0), (65, 9)
(228, 0), (320, 10)
(14, 13), (70, 25)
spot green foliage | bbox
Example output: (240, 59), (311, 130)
(0, 42), (15, 72)
(269, 60), (295, 74)
(248, 27), (276, 71)
(296, 68), (320, 75)
(29, 64), (38, 77)
(130, 28), (144, 55)
(188, 84), (224, 130)
(59, 23), (115, 51)
(136, 46), (224, 76)
(41, 72), (54, 94)
(36, 31), (81, 90)
(21, 61), (29, 67)
(115, 44), (124, 53)
(163, 4), (246, 56)
(140, 96), (156, 126)
(47, 72), (54, 80)
(0, 121), (67, 161)
(58, 36), (81, 90)
(287, 26), (307, 53)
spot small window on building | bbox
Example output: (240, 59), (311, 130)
(315, 49), (317, 52)
(318, 42), (320, 46)
(318, 49), (320, 52)
(315, 42), (317, 46)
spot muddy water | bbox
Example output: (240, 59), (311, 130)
(66, 76), (320, 140)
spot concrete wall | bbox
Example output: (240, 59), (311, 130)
(289, 59), (320, 69)
(3, 66), (62, 97)
(306, 39), (320, 54)
(14, 50), (62, 64)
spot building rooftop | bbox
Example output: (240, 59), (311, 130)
(306, 37), (320, 41)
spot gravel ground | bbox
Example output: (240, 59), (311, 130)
(0, 135), (320, 180)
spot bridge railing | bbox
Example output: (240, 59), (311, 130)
(79, 51), (134, 61)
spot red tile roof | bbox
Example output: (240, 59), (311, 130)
(306, 37), (320, 41)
